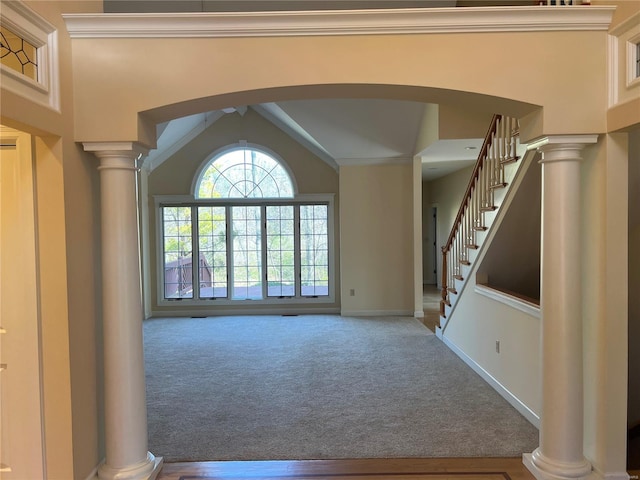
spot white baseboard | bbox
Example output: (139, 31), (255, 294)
(84, 461), (102, 480)
(340, 309), (413, 317)
(150, 306), (341, 317)
(591, 467), (631, 480)
(440, 334), (540, 428)
(414, 310), (425, 318)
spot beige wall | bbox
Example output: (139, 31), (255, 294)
(148, 108), (340, 315)
(628, 127), (640, 429)
(67, 30), (610, 146)
(424, 166), (474, 287)
(339, 163), (413, 315)
(0, 2), (104, 479)
(580, 135), (628, 474)
(422, 180), (437, 285)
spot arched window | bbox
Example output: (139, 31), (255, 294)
(195, 147), (294, 199)
(158, 143), (333, 305)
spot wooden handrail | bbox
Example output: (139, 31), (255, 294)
(442, 114), (500, 253)
(439, 114), (519, 321)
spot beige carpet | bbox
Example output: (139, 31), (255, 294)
(144, 315), (537, 462)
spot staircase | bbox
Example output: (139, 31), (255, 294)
(437, 114), (529, 335)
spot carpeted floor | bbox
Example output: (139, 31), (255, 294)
(144, 315), (538, 462)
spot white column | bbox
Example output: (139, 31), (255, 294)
(523, 135), (597, 480)
(84, 142), (163, 480)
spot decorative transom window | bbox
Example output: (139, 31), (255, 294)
(0, 25), (38, 80)
(0, 1), (59, 111)
(196, 147), (294, 199)
(158, 145), (332, 304)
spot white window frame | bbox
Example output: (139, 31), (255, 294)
(190, 141), (299, 199)
(0, 1), (59, 111)
(154, 193), (336, 307)
(628, 33), (640, 88)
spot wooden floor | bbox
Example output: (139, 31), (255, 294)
(157, 458), (536, 480)
(421, 284), (441, 332)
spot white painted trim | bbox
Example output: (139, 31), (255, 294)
(0, 0), (59, 111)
(526, 134), (599, 152)
(335, 157), (412, 166)
(83, 141), (149, 157)
(440, 334), (540, 428)
(62, 6), (615, 39)
(602, 473), (631, 480)
(189, 142), (300, 197)
(83, 461), (102, 480)
(145, 111), (225, 172)
(150, 306), (341, 317)
(608, 33), (619, 108)
(252, 104), (338, 171)
(474, 284), (540, 318)
(609, 10), (640, 36)
(588, 467), (631, 480)
(340, 309), (413, 317)
(625, 30), (640, 88)
(154, 194), (337, 308)
(414, 310), (425, 319)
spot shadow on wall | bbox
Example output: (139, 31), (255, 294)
(477, 153), (541, 303)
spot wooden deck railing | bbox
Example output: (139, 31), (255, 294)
(440, 114), (520, 317)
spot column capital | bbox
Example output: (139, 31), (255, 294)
(83, 141), (149, 159)
(83, 142), (149, 170)
(527, 135), (598, 164)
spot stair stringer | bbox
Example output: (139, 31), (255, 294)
(437, 144), (536, 336)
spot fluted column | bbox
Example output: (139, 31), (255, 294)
(84, 142), (163, 480)
(523, 135), (597, 480)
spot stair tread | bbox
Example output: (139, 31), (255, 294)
(489, 182), (508, 190)
(466, 244), (479, 249)
(447, 287), (458, 294)
(454, 275), (464, 281)
(460, 260), (471, 266)
(473, 226), (488, 231)
(480, 206), (497, 212)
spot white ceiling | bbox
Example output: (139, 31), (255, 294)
(144, 99), (483, 181)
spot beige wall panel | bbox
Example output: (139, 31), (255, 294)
(438, 105), (494, 140)
(629, 127), (640, 429)
(339, 163), (413, 314)
(442, 279), (541, 419)
(580, 136), (628, 475)
(413, 104), (439, 154)
(68, 30), (608, 144)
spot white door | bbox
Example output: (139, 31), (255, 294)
(0, 128), (45, 479)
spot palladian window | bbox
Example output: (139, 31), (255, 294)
(159, 145), (332, 303)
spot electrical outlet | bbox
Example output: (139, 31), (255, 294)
(495, 341), (500, 354)
(349, 289), (355, 296)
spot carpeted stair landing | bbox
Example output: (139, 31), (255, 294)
(144, 315), (537, 462)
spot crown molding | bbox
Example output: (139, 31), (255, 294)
(63, 6), (615, 39)
(336, 157), (412, 166)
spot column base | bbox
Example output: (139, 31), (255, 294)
(524, 450), (592, 480)
(98, 452), (164, 480)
